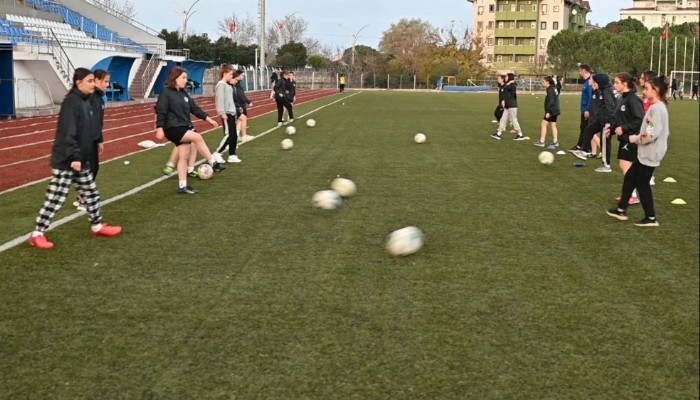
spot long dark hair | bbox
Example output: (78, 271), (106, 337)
(166, 67), (187, 89)
(648, 76), (670, 104)
(506, 73), (516, 83)
(615, 72), (638, 90)
(543, 76), (555, 87)
(72, 67), (93, 89)
(93, 69), (109, 80)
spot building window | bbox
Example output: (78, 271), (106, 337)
(487, 38), (494, 46)
(553, 6), (559, 12)
(531, 21), (537, 29)
(530, 38), (536, 46)
(540, 38), (547, 48)
(488, 21), (494, 30)
(672, 16), (676, 22)
(510, 21), (515, 29)
(517, 55), (524, 63)
(553, 22), (559, 30)
(497, 55), (503, 63)
(519, 4), (525, 11)
(509, 55), (514, 62)
(497, 38), (504, 45)
(541, 21), (547, 30)
(487, 54), (494, 62)
(532, 4), (537, 12)
(498, 21), (504, 29)
(661, 14), (666, 22)
(511, 5), (516, 12)
(542, 4), (547, 15)
(509, 38), (514, 45)
(489, 4), (495, 12)
(498, 4), (504, 12)
(517, 21), (525, 28)
(478, 6), (484, 15)
(642, 16), (645, 22)
(529, 56), (535, 64)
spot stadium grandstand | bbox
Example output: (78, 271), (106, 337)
(0, 0), (203, 118)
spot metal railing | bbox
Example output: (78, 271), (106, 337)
(47, 28), (74, 86)
(140, 53), (161, 98)
(165, 48), (191, 59)
(79, 0), (162, 37)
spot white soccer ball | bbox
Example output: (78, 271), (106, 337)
(285, 126), (296, 135)
(414, 133), (427, 143)
(306, 119), (316, 127)
(281, 138), (294, 150)
(386, 226), (424, 257)
(197, 163), (214, 179)
(538, 151), (554, 165)
(331, 178), (356, 197)
(312, 190), (342, 210)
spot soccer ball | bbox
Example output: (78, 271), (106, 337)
(331, 177), (356, 197)
(414, 133), (427, 143)
(386, 226), (424, 256)
(285, 126), (296, 135)
(312, 190), (341, 210)
(306, 119), (316, 127)
(281, 138), (294, 149)
(538, 151), (554, 165)
(197, 163), (214, 179)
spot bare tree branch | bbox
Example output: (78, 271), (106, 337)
(216, 13), (258, 46)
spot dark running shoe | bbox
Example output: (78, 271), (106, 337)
(490, 133), (502, 140)
(188, 170), (198, 178)
(212, 162), (226, 172)
(635, 217), (659, 227)
(606, 208), (628, 221)
(177, 186), (198, 194)
(513, 135), (526, 141)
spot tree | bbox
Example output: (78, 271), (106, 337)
(275, 42), (307, 68)
(430, 29), (489, 84)
(605, 18), (647, 34)
(547, 30), (583, 79)
(184, 33), (213, 61)
(307, 55), (328, 70)
(341, 45), (379, 71)
(158, 29), (181, 49)
(379, 19), (440, 77)
(92, 0), (136, 21)
(216, 13), (258, 46)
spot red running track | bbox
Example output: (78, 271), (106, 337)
(0, 89), (337, 193)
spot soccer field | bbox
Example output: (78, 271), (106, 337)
(1, 91), (698, 399)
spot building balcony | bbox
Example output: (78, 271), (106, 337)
(495, 28), (538, 38)
(494, 45), (537, 55)
(495, 10), (540, 21)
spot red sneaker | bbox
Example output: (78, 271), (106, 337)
(29, 234), (54, 249)
(92, 223), (123, 237)
(628, 196), (640, 205)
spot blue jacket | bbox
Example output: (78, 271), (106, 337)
(580, 76), (593, 114)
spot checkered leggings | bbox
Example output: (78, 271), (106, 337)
(35, 168), (102, 232)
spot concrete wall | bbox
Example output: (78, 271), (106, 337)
(12, 57), (67, 107)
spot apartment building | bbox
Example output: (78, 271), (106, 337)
(620, 0), (699, 29)
(469, 0), (591, 74)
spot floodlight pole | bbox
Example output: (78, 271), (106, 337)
(181, 0), (201, 41)
(258, 0), (266, 90)
(351, 24), (370, 67)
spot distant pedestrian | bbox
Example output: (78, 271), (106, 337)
(490, 73), (525, 141)
(339, 74), (346, 93)
(692, 80), (699, 100)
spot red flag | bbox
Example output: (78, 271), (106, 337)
(229, 22), (236, 34)
(661, 23), (669, 40)
(277, 21), (284, 30)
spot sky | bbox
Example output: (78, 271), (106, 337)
(132, 0), (627, 50)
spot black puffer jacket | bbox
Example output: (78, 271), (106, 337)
(502, 82), (518, 109)
(89, 88), (105, 143)
(589, 74), (616, 126)
(612, 88), (644, 144)
(51, 88), (97, 170)
(544, 86), (560, 116)
(155, 87), (208, 129)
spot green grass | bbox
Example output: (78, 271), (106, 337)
(0, 91), (698, 399)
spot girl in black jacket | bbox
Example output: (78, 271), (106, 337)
(274, 71), (294, 125)
(534, 76), (560, 147)
(573, 73), (616, 168)
(155, 67), (224, 194)
(75, 69), (110, 211)
(233, 70), (253, 142)
(604, 72), (645, 204)
(29, 68), (122, 249)
(490, 73), (525, 141)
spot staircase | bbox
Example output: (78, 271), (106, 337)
(128, 52), (161, 100)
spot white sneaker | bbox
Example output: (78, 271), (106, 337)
(595, 165), (612, 173)
(242, 135), (254, 142)
(650, 176), (655, 185)
(73, 200), (87, 211)
(213, 152), (226, 164)
(227, 155), (242, 163)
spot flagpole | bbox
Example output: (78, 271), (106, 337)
(673, 36), (677, 76)
(664, 30), (669, 76)
(691, 37), (696, 83)
(650, 36), (654, 71)
(682, 36), (688, 96)
(658, 32), (662, 73)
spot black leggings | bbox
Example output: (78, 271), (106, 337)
(575, 113), (591, 152)
(88, 142), (100, 179)
(580, 121), (611, 164)
(618, 160), (656, 217)
(216, 113), (237, 156)
(276, 98), (294, 122)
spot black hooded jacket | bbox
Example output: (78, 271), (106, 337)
(89, 88), (105, 143)
(502, 81), (518, 109)
(155, 86), (208, 129)
(51, 88), (98, 170)
(544, 86), (560, 116)
(589, 74), (616, 126)
(612, 88), (644, 144)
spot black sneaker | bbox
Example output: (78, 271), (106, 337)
(212, 162), (226, 172)
(188, 170), (198, 178)
(635, 217), (659, 227)
(513, 135), (525, 141)
(606, 207), (628, 221)
(177, 186), (198, 194)
(568, 145), (582, 153)
(490, 133), (501, 140)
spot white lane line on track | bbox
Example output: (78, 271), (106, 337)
(0, 91), (357, 254)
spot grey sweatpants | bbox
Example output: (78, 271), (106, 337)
(498, 107), (522, 134)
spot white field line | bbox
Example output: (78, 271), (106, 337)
(0, 91), (358, 254)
